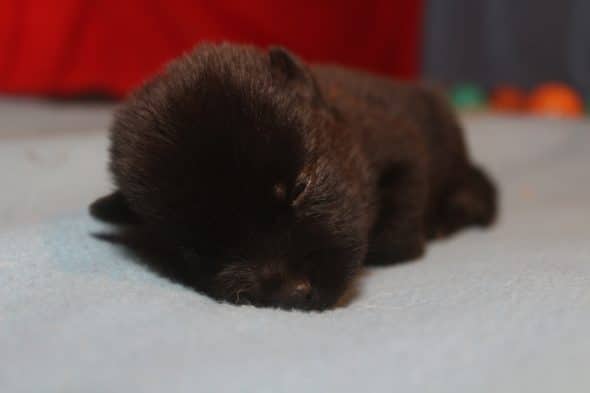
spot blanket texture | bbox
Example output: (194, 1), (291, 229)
(1, 99), (589, 392)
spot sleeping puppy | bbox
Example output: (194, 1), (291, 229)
(90, 43), (497, 311)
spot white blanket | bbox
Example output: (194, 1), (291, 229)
(1, 100), (589, 392)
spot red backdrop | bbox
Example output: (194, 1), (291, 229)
(0, 0), (423, 98)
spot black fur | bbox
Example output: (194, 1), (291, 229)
(90, 43), (498, 311)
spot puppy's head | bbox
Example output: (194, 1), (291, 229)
(92, 44), (367, 310)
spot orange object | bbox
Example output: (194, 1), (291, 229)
(527, 83), (584, 118)
(491, 86), (527, 112)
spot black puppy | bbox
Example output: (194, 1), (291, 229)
(91, 43), (497, 311)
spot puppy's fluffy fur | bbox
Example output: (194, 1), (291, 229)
(91, 43), (497, 311)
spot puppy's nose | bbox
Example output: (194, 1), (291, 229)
(290, 279), (311, 298)
(276, 279), (311, 308)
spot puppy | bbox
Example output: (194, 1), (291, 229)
(91, 43), (497, 311)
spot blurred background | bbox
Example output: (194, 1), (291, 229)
(0, 0), (588, 116)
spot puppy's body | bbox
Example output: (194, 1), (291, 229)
(91, 44), (497, 310)
(312, 65), (496, 261)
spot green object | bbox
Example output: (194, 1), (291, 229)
(450, 84), (487, 109)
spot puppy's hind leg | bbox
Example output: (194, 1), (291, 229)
(431, 165), (498, 238)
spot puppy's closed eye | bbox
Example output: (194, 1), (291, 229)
(291, 177), (311, 206)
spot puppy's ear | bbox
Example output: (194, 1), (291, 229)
(269, 47), (322, 101)
(269, 47), (306, 81)
(89, 191), (140, 225)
